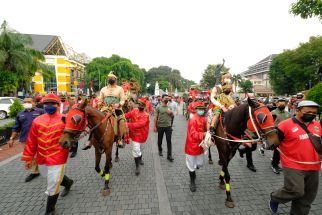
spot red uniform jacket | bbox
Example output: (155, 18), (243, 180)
(185, 114), (207, 155)
(188, 101), (199, 114)
(145, 100), (152, 113)
(125, 108), (150, 143)
(21, 112), (69, 165)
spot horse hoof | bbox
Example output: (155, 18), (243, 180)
(208, 160), (214, 165)
(225, 200), (235, 208)
(115, 157), (119, 162)
(102, 188), (111, 196)
(218, 183), (226, 190)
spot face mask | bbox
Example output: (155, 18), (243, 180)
(197, 110), (205, 116)
(224, 90), (230, 95)
(23, 103), (32, 110)
(278, 106), (285, 110)
(164, 100), (169, 104)
(108, 79), (116, 85)
(44, 105), (57, 115)
(61, 99), (65, 102)
(301, 113), (316, 122)
(138, 107), (145, 111)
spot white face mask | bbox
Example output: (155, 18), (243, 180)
(23, 103), (32, 110)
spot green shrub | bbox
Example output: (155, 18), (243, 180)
(8, 98), (24, 118)
(306, 83), (322, 107)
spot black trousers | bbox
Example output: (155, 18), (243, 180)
(157, 126), (172, 156)
(271, 148), (280, 167)
(245, 144), (257, 165)
(271, 168), (319, 215)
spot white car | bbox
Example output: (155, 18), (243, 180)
(0, 97), (23, 120)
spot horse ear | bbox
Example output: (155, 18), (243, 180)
(264, 96), (269, 105)
(247, 97), (257, 108)
(79, 99), (88, 110)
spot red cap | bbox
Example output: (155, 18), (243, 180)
(43, 93), (60, 104)
(138, 98), (146, 107)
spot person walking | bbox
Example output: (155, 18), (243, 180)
(154, 94), (174, 162)
(269, 100), (321, 215)
(125, 99), (150, 176)
(21, 94), (74, 215)
(270, 98), (291, 174)
(8, 97), (45, 182)
(185, 102), (207, 192)
(168, 96), (178, 127)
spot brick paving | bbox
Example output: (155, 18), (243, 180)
(0, 114), (322, 215)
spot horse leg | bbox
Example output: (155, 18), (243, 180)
(115, 146), (119, 162)
(208, 148), (213, 164)
(94, 146), (105, 178)
(218, 166), (225, 190)
(102, 153), (112, 196)
(223, 166), (234, 208)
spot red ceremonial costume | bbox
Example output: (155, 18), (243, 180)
(125, 108), (150, 143)
(185, 113), (207, 155)
(278, 118), (321, 171)
(21, 111), (68, 165)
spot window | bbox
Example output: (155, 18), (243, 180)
(44, 65), (57, 92)
(0, 99), (12, 104)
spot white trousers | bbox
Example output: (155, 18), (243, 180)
(38, 164), (65, 196)
(186, 154), (204, 172)
(132, 141), (145, 158)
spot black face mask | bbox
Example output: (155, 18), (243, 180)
(224, 90), (230, 95)
(164, 100), (169, 104)
(301, 113), (316, 122)
(138, 107), (145, 111)
(278, 106), (285, 110)
(108, 79), (116, 85)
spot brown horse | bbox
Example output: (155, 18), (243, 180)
(59, 101), (115, 196)
(212, 97), (280, 208)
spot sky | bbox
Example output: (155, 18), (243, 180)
(0, 0), (321, 83)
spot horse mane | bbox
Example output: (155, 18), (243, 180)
(223, 103), (249, 137)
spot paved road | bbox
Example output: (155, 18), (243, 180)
(0, 115), (322, 215)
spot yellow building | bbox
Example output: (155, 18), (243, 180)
(27, 34), (87, 93)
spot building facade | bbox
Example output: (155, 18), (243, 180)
(240, 54), (277, 96)
(27, 34), (87, 93)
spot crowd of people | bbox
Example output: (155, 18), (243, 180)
(5, 70), (322, 215)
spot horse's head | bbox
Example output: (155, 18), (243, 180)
(246, 97), (280, 147)
(59, 100), (88, 148)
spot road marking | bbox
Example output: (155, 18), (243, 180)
(151, 130), (172, 215)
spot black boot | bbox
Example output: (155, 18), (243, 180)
(45, 193), (59, 215)
(134, 157), (140, 176)
(139, 155), (144, 165)
(60, 175), (74, 197)
(70, 143), (78, 158)
(189, 171), (196, 192)
(246, 151), (257, 172)
(25, 173), (40, 182)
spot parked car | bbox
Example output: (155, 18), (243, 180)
(0, 97), (23, 120)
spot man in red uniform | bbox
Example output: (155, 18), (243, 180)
(125, 99), (150, 176)
(269, 100), (321, 215)
(21, 94), (74, 215)
(184, 102), (207, 192)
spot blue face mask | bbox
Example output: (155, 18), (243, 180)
(197, 110), (205, 116)
(44, 105), (57, 115)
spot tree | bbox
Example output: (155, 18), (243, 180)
(144, 66), (195, 94)
(231, 74), (242, 92)
(290, 0), (322, 21)
(200, 64), (230, 88)
(0, 20), (52, 95)
(269, 36), (322, 95)
(85, 55), (145, 92)
(306, 82), (322, 107)
(239, 80), (253, 96)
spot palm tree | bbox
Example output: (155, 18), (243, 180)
(0, 20), (53, 95)
(232, 74), (242, 93)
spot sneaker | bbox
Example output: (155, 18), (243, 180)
(269, 198), (278, 213)
(271, 166), (280, 174)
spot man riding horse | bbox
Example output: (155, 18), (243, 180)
(83, 72), (127, 149)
